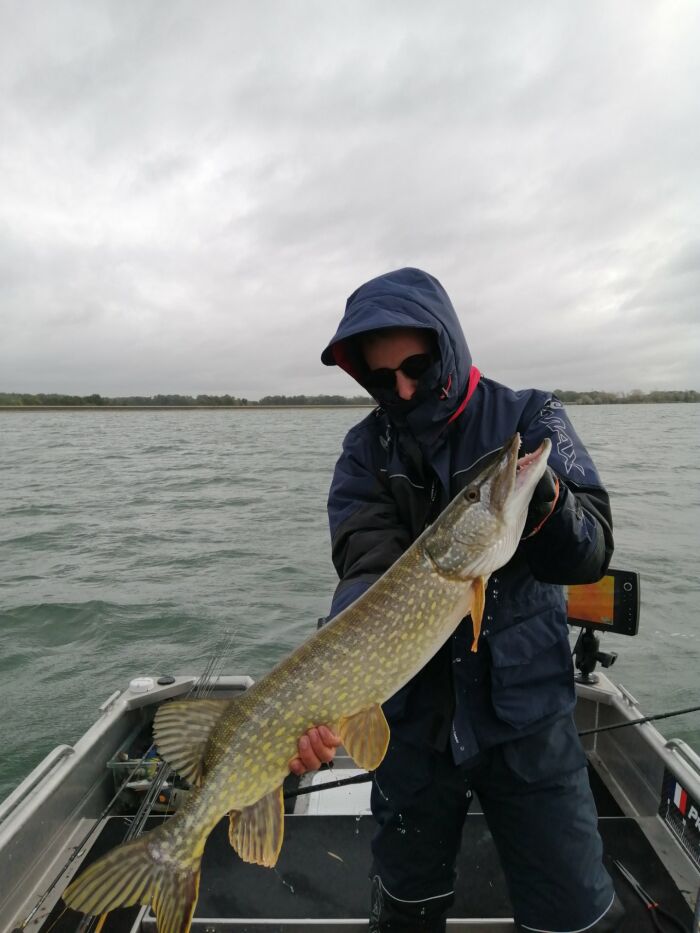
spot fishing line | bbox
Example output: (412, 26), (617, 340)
(124, 630), (238, 840)
(126, 628), (238, 840)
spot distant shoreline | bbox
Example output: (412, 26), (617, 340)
(0, 401), (698, 412)
(1, 390), (698, 409)
(0, 404), (375, 412)
(2, 390), (700, 411)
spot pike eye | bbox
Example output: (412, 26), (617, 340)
(464, 488), (480, 503)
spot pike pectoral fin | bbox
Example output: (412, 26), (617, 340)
(229, 785), (285, 868)
(153, 698), (230, 786)
(337, 703), (390, 770)
(470, 576), (486, 653)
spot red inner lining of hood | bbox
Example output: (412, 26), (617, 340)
(332, 341), (363, 382)
(448, 366), (481, 423)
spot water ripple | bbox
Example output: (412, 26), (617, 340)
(0, 404), (698, 799)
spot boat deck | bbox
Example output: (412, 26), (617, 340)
(41, 762), (695, 932)
(2, 673), (697, 932)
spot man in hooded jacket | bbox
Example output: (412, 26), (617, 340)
(300, 268), (624, 932)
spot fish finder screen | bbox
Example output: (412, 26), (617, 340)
(566, 576), (615, 626)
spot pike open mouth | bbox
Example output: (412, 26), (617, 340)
(515, 441), (549, 489)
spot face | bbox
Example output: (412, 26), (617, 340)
(362, 329), (434, 401)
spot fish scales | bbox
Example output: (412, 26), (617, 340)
(170, 549), (466, 838)
(205, 544), (466, 800)
(63, 433), (551, 933)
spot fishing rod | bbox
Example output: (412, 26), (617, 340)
(284, 769), (374, 799)
(577, 703), (700, 737)
(284, 702), (700, 800)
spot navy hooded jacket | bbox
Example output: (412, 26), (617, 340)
(322, 268), (613, 763)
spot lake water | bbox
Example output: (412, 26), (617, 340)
(0, 404), (698, 801)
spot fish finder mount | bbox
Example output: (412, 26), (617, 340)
(574, 629), (617, 685)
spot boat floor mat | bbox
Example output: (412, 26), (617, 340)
(48, 811), (693, 930)
(193, 815), (694, 926)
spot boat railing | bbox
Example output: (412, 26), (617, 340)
(0, 744), (75, 828)
(665, 738), (700, 776)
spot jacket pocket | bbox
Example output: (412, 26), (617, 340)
(488, 609), (574, 729)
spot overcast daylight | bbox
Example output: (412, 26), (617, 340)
(1, 0), (698, 398)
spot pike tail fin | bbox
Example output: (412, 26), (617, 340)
(63, 821), (201, 933)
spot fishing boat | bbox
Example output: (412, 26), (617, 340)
(1, 571), (698, 932)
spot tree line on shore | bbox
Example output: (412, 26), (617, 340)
(553, 389), (699, 404)
(0, 389), (697, 407)
(0, 392), (373, 407)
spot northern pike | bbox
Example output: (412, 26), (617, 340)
(63, 432), (551, 932)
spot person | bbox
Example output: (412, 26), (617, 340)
(291, 267), (625, 932)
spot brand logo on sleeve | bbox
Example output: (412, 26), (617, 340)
(538, 402), (585, 478)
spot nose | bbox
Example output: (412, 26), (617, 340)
(395, 370), (417, 400)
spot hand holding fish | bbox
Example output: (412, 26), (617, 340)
(289, 725), (342, 775)
(522, 465), (560, 538)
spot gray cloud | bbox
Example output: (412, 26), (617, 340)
(1, 0), (698, 396)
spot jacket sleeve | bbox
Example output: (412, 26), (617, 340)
(520, 397), (614, 584)
(327, 425), (411, 619)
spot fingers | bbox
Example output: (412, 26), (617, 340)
(288, 756), (305, 776)
(288, 726), (342, 776)
(316, 725), (342, 750)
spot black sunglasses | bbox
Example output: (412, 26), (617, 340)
(364, 353), (435, 391)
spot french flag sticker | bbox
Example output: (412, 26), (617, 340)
(672, 780), (688, 815)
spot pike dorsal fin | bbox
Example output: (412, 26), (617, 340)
(470, 575), (487, 653)
(229, 785), (285, 867)
(337, 704), (390, 771)
(153, 698), (230, 786)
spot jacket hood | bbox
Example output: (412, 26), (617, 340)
(321, 268), (475, 441)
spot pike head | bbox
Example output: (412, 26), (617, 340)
(423, 434), (551, 580)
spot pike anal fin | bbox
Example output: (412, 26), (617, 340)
(229, 785), (285, 868)
(470, 576), (487, 653)
(337, 703), (390, 771)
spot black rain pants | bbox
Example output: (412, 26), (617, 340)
(368, 716), (624, 932)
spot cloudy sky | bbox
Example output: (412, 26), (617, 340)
(1, 0), (698, 397)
